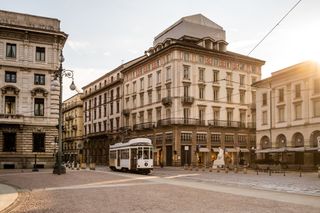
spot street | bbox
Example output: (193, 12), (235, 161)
(0, 167), (319, 213)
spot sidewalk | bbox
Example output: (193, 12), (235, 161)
(0, 183), (18, 212)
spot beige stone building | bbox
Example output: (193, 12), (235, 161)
(62, 93), (84, 163)
(0, 10), (67, 169)
(83, 14), (264, 167)
(255, 61), (320, 169)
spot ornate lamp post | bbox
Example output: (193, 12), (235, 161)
(53, 51), (77, 175)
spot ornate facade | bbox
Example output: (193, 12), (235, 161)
(0, 10), (67, 169)
(255, 61), (320, 169)
(62, 93), (84, 163)
(82, 14), (264, 167)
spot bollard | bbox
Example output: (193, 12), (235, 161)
(209, 167), (212, 172)
(225, 167), (229, 173)
(256, 169), (259, 175)
(217, 167), (220, 173)
(234, 167), (238, 173)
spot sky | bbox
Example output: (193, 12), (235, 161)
(1, 0), (320, 99)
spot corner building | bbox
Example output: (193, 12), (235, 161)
(83, 14), (264, 166)
(0, 10), (67, 169)
(255, 61), (320, 169)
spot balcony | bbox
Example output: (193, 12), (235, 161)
(181, 96), (194, 105)
(208, 120), (256, 129)
(122, 109), (130, 116)
(161, 96), (172, 106)
(0, 114), (24, 124)
(133, 122), (155, 130)
(157, 118), (201, 126)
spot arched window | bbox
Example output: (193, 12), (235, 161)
(276, 134), (287, 148)
(292, 132), (304, 147)
(260, 136), (271, 149)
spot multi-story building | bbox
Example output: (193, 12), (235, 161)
(81, 57), (145, 165)
(62, 93), (84, 163)
(83, 14), (264, 167)
(0, 10), (67, 169)
(255, 61), (320, 168)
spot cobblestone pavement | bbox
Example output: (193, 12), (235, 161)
(0, 167), (319, 213)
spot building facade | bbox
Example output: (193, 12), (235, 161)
(0, 10), (67, 169)
(83, 14), (264, 167)
(255, 61), (320, 168)
(62, 93), (84, 163)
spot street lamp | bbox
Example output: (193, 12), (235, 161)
(53, 51), (77, 175)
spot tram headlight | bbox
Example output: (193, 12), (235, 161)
(144, 162), (148, 167)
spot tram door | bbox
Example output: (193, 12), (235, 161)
(166, 146), (172, 166)
(131, 148), (137, 169)
(117, 150), (120, 167)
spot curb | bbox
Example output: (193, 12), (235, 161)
(0, 183), (19, 212)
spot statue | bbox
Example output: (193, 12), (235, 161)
(212, 147), (225, 169)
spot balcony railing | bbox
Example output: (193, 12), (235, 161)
(181, 96), (194, 105)
(208, 120), (256, 129)
(0, 114), (24, 124)
(161, 96), (172, 106)
(133, 122), (155, 130)
(157, 118), (201, 126)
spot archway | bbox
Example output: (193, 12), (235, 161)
(276, 134), (287, 148)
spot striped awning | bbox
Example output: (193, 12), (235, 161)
(199, 147), (210, 152)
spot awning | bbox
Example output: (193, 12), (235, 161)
(199, 147), (210, 152)
(286, 147), (305, 152)
(305, 147), (320, 152)
(225, 148), (237, 152)
(240, 148), (249, 153)
(255, 148), (274, 153)
(212, 148), (219, 152)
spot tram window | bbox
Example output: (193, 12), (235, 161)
(138, 147), (143, 159)
(143, 148), (149, 159)
(150, 149), (153, 159)
(121, 149), (129, 159)
(110, 151), (116, 159)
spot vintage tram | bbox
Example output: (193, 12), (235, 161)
(109, 138), (153, 175)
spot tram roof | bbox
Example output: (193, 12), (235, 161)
(110, 138), (152, 149)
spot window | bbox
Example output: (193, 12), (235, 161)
(183, 108), (189, 121)
(126, 84), (129, 95)
(240, 111), (246, 127)
(148, 74), (152, 88)
(5, 96), (16, 114)
(314, 79), (320, 94)
(166, 67), (171, 81)
(110, 90), (114, 101)
(278, 88), (284, 102)
(184, 85), (189, 97)
(252, 91), (256, 103)
(33, 133), (45, 152)
(36, 47), (45, 61)
(156, 71), (161, 84)
(133, 81), (137, 93)
(139, 111), (144, 123)
(110, 102), (113, 115)
(295, 84), (301, 98)
(34, 98), (44, 116)
(5, 71), (16, 83)
(199, 87), (205, 100)
(110, 118), (114, 131)
(6, 43), (16, 58)
(116, 87), (120, 98)
(132, 113), (136, 125)
(167, 84), (171, 97)
(3, 133), (16, 152)
(196, 133), (207, 144)
(227, 89), (232, 103)
(199, 109), (205, 124)
(199, 68), (205, 82)
(213, 70), (219, 83)
(211, 134), (220, 144)
(156, 107), (161, 121)
(157, 89), (161, 101)
(295, 103), (302, 120)
(227, 110), (233, 126)
(147, 110), (152, 122)
(148, 92), (152, 104)
(183, 65), (190, 80)
(140, 93), (144, 106)
(213, 87), (219, 101)
(183, 52), (189, 61)
(116, 101), (119, 113)
(278, 106), (285, 122)
(262, 93), (267, 106)
(181, 133), (192, 143)
(240, 90), (246, 104)
(213, 108), (220, 121)
(116, 117), (120, 130)
(166, 108), (171, 118)
(240, 75), (245, 87)
(313, 99), (320, 117)
(226, 72), (232, 86)
(34, 74), (45, 85)
(251, 76), (257, 84)
(133, 95), (137, 108)
(140, 78), (144, 90)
